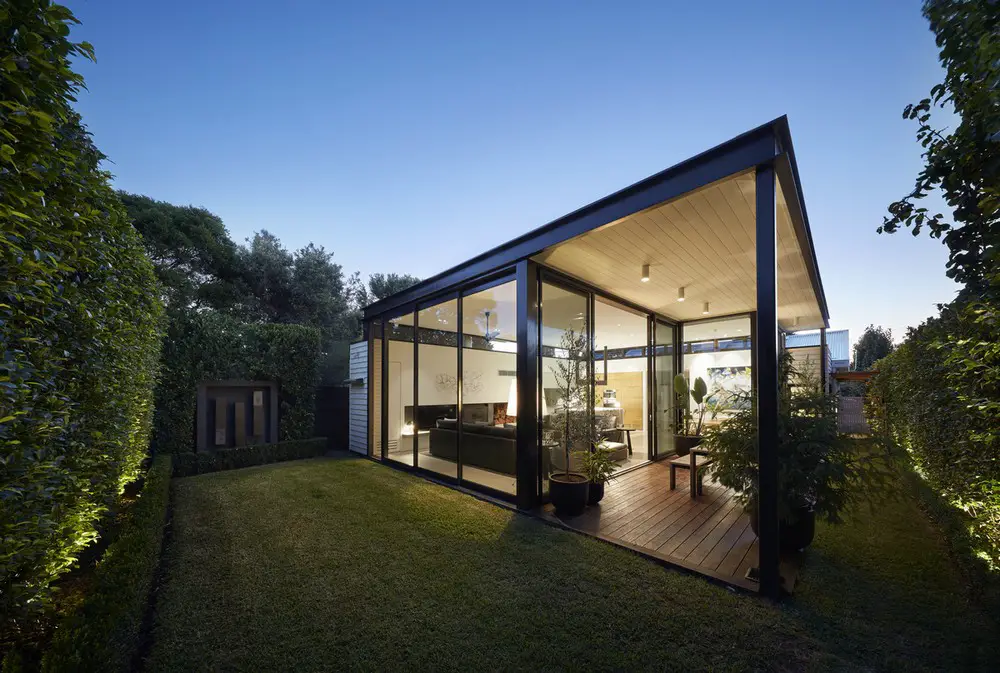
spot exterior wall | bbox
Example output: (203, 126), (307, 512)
(788, 345), (823, 388)
(348, 341), (367, 455)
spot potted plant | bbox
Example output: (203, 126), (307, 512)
(577, 442), (619, 505)
(545, 329), (594, 515)
(704, 351), (890, 551)
(672, 374), (708, 456)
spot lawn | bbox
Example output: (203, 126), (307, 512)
(147, 456), (997, 672)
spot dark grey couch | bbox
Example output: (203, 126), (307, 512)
(429, 419), (550, 476)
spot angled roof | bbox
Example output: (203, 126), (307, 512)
(363, 115), (829, 327)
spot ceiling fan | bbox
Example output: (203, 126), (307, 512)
(482, 310), (501, 342)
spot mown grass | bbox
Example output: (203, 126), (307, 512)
(147, 456), (997, 672)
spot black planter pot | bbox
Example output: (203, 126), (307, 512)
(674, 435), (703, 457)
(749, 505), (816, 552)
(550, 473), (590, 516)
(587, 481), (606, 505)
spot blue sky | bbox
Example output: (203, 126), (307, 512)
(70, 0), (957, 349)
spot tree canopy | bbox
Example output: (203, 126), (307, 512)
(852, 325), (893, 371)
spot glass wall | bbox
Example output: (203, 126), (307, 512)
(593, 297), (649, 471)
(370, 319), (383, 460)
(681, 316), (752, 429)
(540, 281), (591, 493)
(460, 280), (517, 494)
(653, 320), (676, 457)
(385, 313), (415, 465)
(416, 298), (458, 478)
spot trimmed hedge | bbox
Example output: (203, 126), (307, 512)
(868, 300), (1000, 582)
(172, 438), (328, 477)
(155, 311), (320, 454)
(1, 2), (163, 629)
(40, 455), (172, 673)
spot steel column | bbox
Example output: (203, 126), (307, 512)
(755, 163), (781, 598)
(515, 260), (540, 509)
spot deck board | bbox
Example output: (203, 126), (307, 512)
(542, 461), (758, 588)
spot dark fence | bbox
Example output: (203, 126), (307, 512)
(314, 385), (349, 450)
(837, 396), (871, 434)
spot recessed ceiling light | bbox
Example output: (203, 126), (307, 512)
(641, 264), (650, 283)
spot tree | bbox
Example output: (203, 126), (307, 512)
(119, 192), (246, 311)
(878, 0), (1000, 297)
(367, 272), (421, 303)
(853, 325), (893, 371)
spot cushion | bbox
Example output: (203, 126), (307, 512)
(437, 418), (457, 430)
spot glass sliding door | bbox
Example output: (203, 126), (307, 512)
(416, 298), (458, 479)
(460, 279), (517, 495)
(593, 297), (650, 472)
(681, 316), (752, 429)
(385, 312), (415, 465)
(540, 280), (591, 494)
(653, 320), (676, 458)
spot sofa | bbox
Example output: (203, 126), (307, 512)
(429, 419), (551, 476)
(548, 428), (630, 472)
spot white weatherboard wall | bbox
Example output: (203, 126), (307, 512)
(349, 341), (367, 454)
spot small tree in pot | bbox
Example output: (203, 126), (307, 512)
(545, 329), (597, 515)
(672, 374), (708, 456)
(704, 351), (891, 551)
(577, 442), (619, 505)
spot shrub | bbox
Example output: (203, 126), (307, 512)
(868, 300), (1000, 572)
(1, 2), (163, 630)
(154, 310), (321, 454)
(172, 438), (328, 477)
(40, 455), (172, 673)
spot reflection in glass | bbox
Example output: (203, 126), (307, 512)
(653, 321), (675, 457)
(417, 299), (458, 478)
(385, 313), (415, 465)
(681, 316), (753, 426)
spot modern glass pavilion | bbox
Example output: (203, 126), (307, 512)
(361, 117), (830, 597)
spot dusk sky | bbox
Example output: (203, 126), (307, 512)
(70, 0), (958, 349)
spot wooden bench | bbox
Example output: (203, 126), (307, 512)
(668, 448), (714, 498)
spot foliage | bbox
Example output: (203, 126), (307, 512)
(879, 0), (1000, 296)
(575, 443), (619, 485)
(852, 324), (894, 371)
(119, 192), (245, 312)
(171, 438), (327, 477)
(349, 271), (422, 308)
(543, 329), (598, 475)
(155, 311), (320, 454)
(706, 352), (891, 525)
(672, 374), (709, 436)
(868, 303), (1000, 570)
(40, 455), (172, 673)
(0, 1), (163, 633)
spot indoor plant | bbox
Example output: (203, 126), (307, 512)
(672, 374), (708, 456)
(545, 329), (595, 515)
(577, 442), (619, 505)
(704, 351), (890, 551)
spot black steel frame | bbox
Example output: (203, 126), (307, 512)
(361, 117), (826, 597)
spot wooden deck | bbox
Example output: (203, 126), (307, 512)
(542, 461), (760, 590)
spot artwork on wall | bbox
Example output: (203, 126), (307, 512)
(707, 366), (751, 393)
(433, 370), (484, 393)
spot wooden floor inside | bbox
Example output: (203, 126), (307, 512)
(542, 461), (760, 590)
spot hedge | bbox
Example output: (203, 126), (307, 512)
(154, 311), (320, 455)
(40, 454), (172, 673)
(1, 2), (164, 629)
(172, 438), (328, 477)
(868, 300), (999, 587)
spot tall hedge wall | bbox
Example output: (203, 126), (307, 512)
(1, 2), (164, 630)
(155, 311), (321, 454)
(868, 301), (1000, 575)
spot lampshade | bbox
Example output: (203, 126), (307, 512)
(507, 379), (518, 418)
(640, 264), (650, 282)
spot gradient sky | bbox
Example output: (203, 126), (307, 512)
(69, 0), (958, 350)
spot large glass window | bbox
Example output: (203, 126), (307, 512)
(385, 313), (415, 465)
(370, 319), (383, 460)
(593, 298), (649, 472)
(417, 298), (458, 478)
(460, 280), (517, 494)
(540, 281), (591, 493)
(681, 316), (752, 427)
(653, 320), (676, 457)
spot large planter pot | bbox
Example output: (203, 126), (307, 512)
(674, 435), (703, 458)
(550, 473), (590, 516)
(749, 505), (816, 552)
(587, 480), (606, 505)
